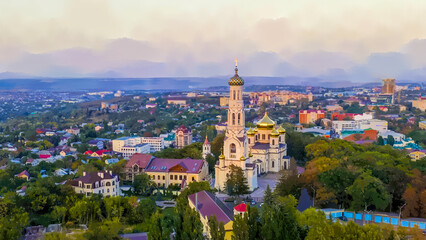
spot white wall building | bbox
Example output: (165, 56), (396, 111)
(68, 171), (120, 197)
(120, 144), (151, 159)
(141, 137), (164, 152)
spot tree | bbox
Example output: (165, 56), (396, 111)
(260, 197), (301, 240)
(318, 167), (358, 208)
(347, 171), (391, 211)
(263, 185), (274, 206)
(247, 205), (261, 240)
(133, 173), (153, 196)
(232, 213), (249, 240)
(0, 209), (28, 240)
(83, 221), (123, 240)
(275, 172), (302, 200)
(148, 212), (173, 240)
(377, 136), (385, 146)
(225, 165), (249, 197)
(175, 206), (204, 240)
(387, 135), (395, 146)
(208, 215), (226, 240)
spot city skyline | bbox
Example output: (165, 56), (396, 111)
(1, 1), (426, 83)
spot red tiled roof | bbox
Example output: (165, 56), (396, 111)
(234, 203), (247, 212)
(126, 153), (153, 168)
(177, 125), (190, 133)
(39, 154), (51, 159)
(84, 150), (93, 155)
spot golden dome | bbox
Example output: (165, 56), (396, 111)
(278, 125), (286, 134)
(247, 127), (255, 135)
(219, 148), (225, 159)
(240, 155), (246, 161)
(256, 112), (276, 129)
(253, 127), (258, 132)
(270, 129), (279, 137)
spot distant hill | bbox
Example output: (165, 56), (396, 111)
(0, 74), (423, 91)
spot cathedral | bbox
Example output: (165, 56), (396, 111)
(215, 61), (289, 192)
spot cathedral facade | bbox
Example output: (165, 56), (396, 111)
(214, 62), (289, 192)
(248, 113), (288, 175)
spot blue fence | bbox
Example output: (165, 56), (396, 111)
(321, 209), (425, 230)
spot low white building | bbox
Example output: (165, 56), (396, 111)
(120, 144), (151, 159)
(379, 130), (406, 142)
(332, 113), (388, 134)
(141, 137), (164, 152)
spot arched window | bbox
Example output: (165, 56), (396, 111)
(272, 161), (275, 168)
(238, 113), (241, 125)
(233, 90), (236, 100)
(237, 90), (240, 100)
(262, 134), (265, 140)
(232, 113), (235, 125)
(284, 161), (287, 169)
(230, 143), (236, 153)
(106, 182), (111, 186)
(248, 138), (250, 144)
(272, 140), (275, 145)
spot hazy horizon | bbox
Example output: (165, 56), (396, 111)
(2, 1), (426, 83)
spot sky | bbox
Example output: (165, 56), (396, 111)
(1, 0), (426, 83)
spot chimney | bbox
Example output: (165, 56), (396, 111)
(195, 192), (198, 211)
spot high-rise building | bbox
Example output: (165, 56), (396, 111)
(299, 110), (325, 124)
(175, 125), (192, 149)
(382, 78), (396, 94)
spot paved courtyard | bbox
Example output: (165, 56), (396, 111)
(216, 173), (281, 201)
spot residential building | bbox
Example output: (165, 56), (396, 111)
(112, 136), (142, 152)
(167, 99), (187, 105)
(66, 127), (80, 135)
(141, 137), (164, 152)
(215, 63), (258, 191)
(408, 150), (426, 161)
(175, 125), (192, 149)
(332, 113), (387, 134)
(330, 112), (362, 121)
(188, 191), (234, 240)
(412, 96), (426, 111)
(160, 133), (175, 148)
(382, 78), (396, 94)
(220, 97), (229, 106)
(124, 154), (154, 182)
(379, 130), (406, 142)
(299, 110), (325, 124)
(120, 144), (150, 158)
(325, 105), (343, 112)
(15, 170), (30, 181)
(420, 121), (426, 130)
(249, 91), (313, 106)
(145, 157), (208, 188)
(67, 171), (119, 197)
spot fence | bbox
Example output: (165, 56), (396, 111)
(322, 209), (426, 230)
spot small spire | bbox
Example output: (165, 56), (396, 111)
(234, 58), (238, 74)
